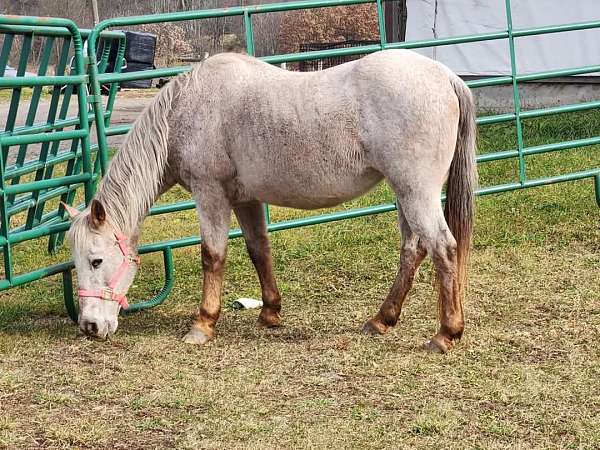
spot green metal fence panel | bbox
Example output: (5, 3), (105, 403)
(0, 16), (126, 311)
(0, 18), (87, 287)
(1, 0), (600, 322)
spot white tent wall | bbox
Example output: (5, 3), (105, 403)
(405, 0), (600, 109)
(405, 0), (600, 75)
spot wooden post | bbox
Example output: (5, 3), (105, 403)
(384, 0), (408, 43)
(91, 0), (100, 25)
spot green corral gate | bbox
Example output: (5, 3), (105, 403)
(0, 0), (599, 321)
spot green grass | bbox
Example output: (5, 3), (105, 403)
(0, 87), (53, 103)
(0, 109), (599, 449)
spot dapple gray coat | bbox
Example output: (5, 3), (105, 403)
(67, 50), (476, 353)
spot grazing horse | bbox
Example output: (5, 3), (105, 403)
(65, 50), (477, 353)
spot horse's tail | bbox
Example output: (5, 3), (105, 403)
(446, 74), (477, 301)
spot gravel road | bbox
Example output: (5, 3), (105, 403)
(0, 94), (154, 165)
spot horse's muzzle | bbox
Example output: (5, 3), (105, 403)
(79, 318), (112, 339)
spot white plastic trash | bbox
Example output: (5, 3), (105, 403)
(231, 297), (263, 310)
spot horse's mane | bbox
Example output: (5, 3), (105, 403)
(95, 69), (194, 234)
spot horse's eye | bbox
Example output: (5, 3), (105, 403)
(91, 258), (103, 269)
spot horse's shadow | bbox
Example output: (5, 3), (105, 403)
(0, 305), (331, 345)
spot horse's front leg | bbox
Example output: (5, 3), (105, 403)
(234, 201), (282, 328)
(183, 185), (232, 345)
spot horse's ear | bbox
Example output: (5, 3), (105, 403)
(90, 199), (106, 229)
(61, 201), (80, 219)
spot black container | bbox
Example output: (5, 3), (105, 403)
(97, 31), (157, 89)
(124, 31), (157, 65)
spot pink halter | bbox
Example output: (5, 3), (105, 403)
(77, 232), (140, 310)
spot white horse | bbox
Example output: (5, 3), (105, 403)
(65, 50), (476, 353)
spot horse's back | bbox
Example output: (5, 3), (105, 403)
(187, 54), (381, 208)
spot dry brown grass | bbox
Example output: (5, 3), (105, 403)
(1, 184), (599, 449)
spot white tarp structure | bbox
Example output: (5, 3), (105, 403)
(405, 0), (600, 76)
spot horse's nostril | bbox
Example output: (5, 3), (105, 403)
(86, 321), (99, 335)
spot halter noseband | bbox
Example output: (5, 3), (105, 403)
(77, 232), (140, 310)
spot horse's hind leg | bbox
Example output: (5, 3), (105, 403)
(234, 201), (282, 328)
(183, 184), (232, 345)
(398, 193), (465, 353)
(363, 204), (427, 335)
(424, 224), (465, 354)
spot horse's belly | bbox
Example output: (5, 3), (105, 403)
(240, 168), (383, 210)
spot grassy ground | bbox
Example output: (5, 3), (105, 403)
(0, 88), (52, 103)
(0, 109), (599, 449)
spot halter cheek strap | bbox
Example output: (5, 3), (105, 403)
(77, 232), (140, 310)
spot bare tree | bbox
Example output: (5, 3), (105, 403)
(252, 12), (282, 57)
(278, 4), (379, 54)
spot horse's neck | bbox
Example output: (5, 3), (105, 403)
(95, 151), (170, 239)
(96, 70), (177, 239)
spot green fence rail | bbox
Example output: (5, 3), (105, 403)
(1, 0), (599, 322)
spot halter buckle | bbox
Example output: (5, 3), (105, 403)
(101, 287), (114, 301)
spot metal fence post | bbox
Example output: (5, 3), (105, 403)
(504, 0), (527, 186)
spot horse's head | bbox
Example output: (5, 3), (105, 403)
(65, 200), (139, 339)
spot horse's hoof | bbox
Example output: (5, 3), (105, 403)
(421, 340), (445, 353)
(182, 328), (212, 345)
(361, 319), (388, 335)
(421, 335), (453, 354)
(257, 311), (281, 328)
